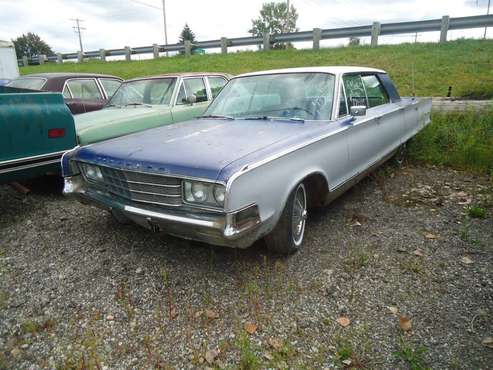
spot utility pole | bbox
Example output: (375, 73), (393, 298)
(484, 0), (491, 39)
(162, 0), (168, 56)
(71, 18), (85, 54)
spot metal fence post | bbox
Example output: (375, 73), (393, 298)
(77, 51), (83, 63)
(56, 53), (63, 64)
(313, 28), (322, 50)
(152, 43), (160, 59)
(124, 46), (131, 61)
(221, 37), (228, 54)
(440, 15), (450, 43)
(99, 49), (106, 62)
(184, 40), (192, 56)
(371, 22), (381, 47)
(39, 54), (46, 65)
(263, 33), (271, 51)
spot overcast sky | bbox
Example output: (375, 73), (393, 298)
(0, 0), (490, 53)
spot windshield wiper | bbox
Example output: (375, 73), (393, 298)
(199, 114), (235, 120)
(124, 103), (152, 108)
(243, 116), (305, 123)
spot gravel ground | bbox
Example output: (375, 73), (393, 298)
(0, 163), (492, 369)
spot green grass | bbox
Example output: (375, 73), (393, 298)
(20, 39), (493, 98)
(466, 205), (488, 219)
(408, 108), (493, 176)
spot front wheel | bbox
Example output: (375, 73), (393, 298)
(265, 182), (308, 255)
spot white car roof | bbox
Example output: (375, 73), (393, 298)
(236, 66), (386, 78)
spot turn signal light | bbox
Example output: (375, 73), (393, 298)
(48, 128), (65, 138)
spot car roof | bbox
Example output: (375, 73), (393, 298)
(19, 72), (121, 79)
(236, 66), (386, 78)
(124, 72), (231, 82)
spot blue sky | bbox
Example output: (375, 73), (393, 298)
(0, 0), (490, 54)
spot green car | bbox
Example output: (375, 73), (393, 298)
(76, 72), (230, 145)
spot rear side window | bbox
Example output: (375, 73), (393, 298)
(342, 74), (367, 108)
(177, 78), (208, 104)
(66, 79), (102, 100)
(100, 79), (121, 97)
(7, 78), (46, 90)
(208, 76), (227, 98)
(361, 75), (389, 108)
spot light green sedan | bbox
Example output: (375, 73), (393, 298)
(76, 72), (230, 145)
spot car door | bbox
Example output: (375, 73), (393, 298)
(63, 78), (106, 114)
(343, 73), (381, 177)
(360, 74), (403, 157)
(171, 77), (211, 122)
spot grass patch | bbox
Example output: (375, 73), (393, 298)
(394, 337), (430, 370)
(408, 109), (493, 175)
(467, 205), (488, 219)
(20, 39), (493, 98)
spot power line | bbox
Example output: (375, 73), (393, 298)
(127, 0), (161, 10)
(71, 18), (85, 54)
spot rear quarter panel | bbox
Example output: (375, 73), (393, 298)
(0, 89), (76, 161)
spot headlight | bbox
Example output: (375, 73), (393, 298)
(80, 163), (103, 182)
(183, 180), (226, 207)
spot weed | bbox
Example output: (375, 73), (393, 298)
(394, 337), (430, 370)
(237, 333), (261, 370)
(400, 258), (424, 275)
(21, 320), (42, 335)
(467, 205), (487, 219)
(0, 291), (8, 310)
(343, 248), (370, 274)
(408, 108), (493, 175)
(115, 283), (135, 321)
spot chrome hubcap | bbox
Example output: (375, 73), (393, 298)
(292, 184), (307, 246)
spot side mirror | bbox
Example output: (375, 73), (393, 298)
(183, 94), (197, 105)
(350, 105), (367, 116)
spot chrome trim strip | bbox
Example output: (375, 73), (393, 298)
(125, 179), (181, 188)
(0, 158), (61, 175)
(0, 150), (66, 166)
(123, 205), (218, 228)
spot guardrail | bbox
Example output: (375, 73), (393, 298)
(21, 14), (493, 66)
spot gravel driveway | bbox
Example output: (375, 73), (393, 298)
(0, 163), (492, 369)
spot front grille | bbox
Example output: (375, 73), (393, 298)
(97, 166), (182, 207)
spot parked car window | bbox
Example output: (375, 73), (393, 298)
(7, 77), (46, 90)
(338, 85), (348, 117)
(62, 85), (72, 98)
(67, 79), (102, 100)
(361, 75), (389, 108)
(100, 79), (122, 98)
(205, 73), (335, 121)
(184, 78), (208, 103)
(107, 78), (176, 107)
(208, 76), (227, 98)
(342, 74), (367, 108)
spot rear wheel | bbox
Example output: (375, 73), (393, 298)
(265, 182), (308, 255)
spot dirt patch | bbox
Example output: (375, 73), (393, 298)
(0, 164), (492, 369)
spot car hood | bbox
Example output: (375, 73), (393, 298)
(75, 106), (169, 132)
(75, 118), (346, 182)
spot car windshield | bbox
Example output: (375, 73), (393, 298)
(204, 72), (335, 121)
(7, 77), (46, 90)
(107, 78), (176, 107)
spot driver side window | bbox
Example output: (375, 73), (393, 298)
(342, 74), (367, 109)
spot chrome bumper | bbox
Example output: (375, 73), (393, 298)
(63, 176), (262, 248)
